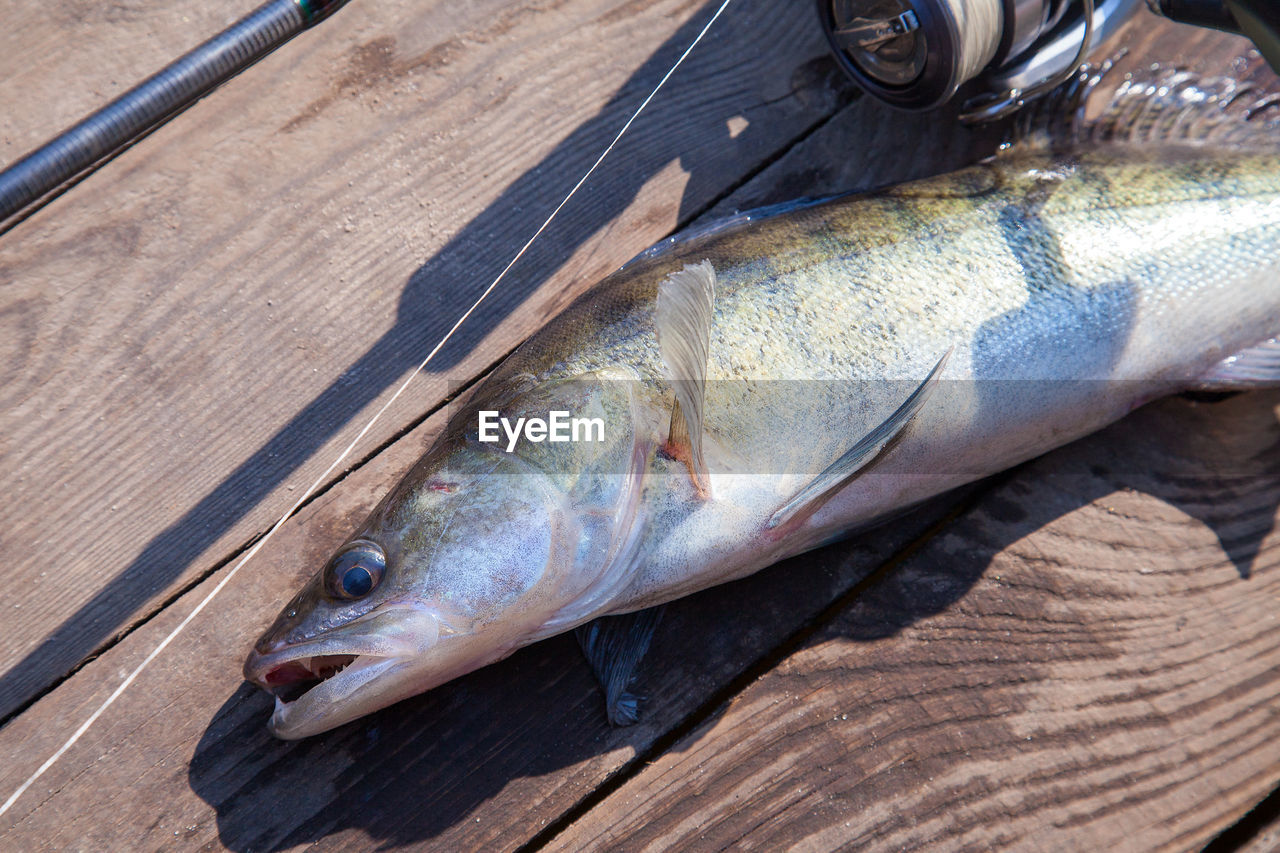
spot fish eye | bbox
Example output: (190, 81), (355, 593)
(324, 541), (386, 600)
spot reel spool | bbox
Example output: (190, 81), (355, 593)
(818, 0), (1141, 115)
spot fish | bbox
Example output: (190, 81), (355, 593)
(244, 63), (1280, 739)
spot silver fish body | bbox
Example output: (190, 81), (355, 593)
(245, 100), (1280, 738)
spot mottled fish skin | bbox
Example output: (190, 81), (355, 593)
(245, 144), (1280, 738)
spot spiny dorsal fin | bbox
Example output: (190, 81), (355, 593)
(1004, 57), (1280, 156)
(656, 260), (715, 496)
(768, 347), (952, 532)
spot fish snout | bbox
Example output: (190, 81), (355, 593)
(243, 602), (448, 690)
(249, 583), (329, 656)
(243, 618), (302, 683)
(252, 632), (289, 657)
(243, 645), (288, 687)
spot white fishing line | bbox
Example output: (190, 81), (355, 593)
(0, 0), (735, 821)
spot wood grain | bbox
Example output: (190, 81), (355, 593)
(0, 0), (858, 721)
(0, 0), (262, 157)
(0, 365), (964, 851)
(0, 7), (1010, 847)
(0, 6), (998, 845)
(548, 390), (1280, 852)
(0, 7), (1020, 847)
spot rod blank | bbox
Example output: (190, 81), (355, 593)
(0, 0), (350, 225)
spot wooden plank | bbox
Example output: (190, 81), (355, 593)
(0, 384), (965, 850)
(3, 12), (1274, 853)
(546, 389), (1280, 852)
(0, 0), (262, 157)
(0, 0), (859, 721)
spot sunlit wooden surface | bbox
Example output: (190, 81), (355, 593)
(0, 2), (1276, 849)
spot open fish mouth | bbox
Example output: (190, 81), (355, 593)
(244, 604), (444, 738)
(256, 653), (375, 702)
(245, 645), (410, 736)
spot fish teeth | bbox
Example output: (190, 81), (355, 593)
(308, 654), (355, 681)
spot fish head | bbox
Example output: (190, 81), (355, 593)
(244, 397), (644, 738)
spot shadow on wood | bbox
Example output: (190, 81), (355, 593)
(0, 0), (860, 723)
(185, 390), (1280, 850)
(547, 390), (1280, 850)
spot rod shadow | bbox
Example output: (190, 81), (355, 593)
(0, 0), (860, 720)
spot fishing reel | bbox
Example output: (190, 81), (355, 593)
(819, 0), (1280, 119)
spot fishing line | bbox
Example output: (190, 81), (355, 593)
(0, 0), (735, 821)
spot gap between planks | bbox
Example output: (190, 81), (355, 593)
(0, 0), (857, 724)
(0, 60), (856, 736)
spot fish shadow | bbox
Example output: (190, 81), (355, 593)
(180, 24), (1280, 844)
(185, 26), (1280, 847)
(187, 389), (1280, 850)
(0, 0), (864, 720)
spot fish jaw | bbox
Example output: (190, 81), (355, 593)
(241, 432), (645, 738)
(244, 601), (450, 739)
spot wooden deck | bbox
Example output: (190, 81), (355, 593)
(1, 0), (1279, 849)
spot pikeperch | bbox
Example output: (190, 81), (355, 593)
(245, 65), (1280, 739)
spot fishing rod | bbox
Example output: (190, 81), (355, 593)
(0, 0), (351, 228)
(819, 0), (1280, 120)
(5, 0), (1276, 232)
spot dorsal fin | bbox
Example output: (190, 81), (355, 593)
(1004, 57), (1280, 156)
(656, 260), (715, 496)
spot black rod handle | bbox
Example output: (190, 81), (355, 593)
(0, 0), (350, 226)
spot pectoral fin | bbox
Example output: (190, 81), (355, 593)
(656, 261), (716, 496)
(768, 348), (952, 532)
(575, 607), (664, 726)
